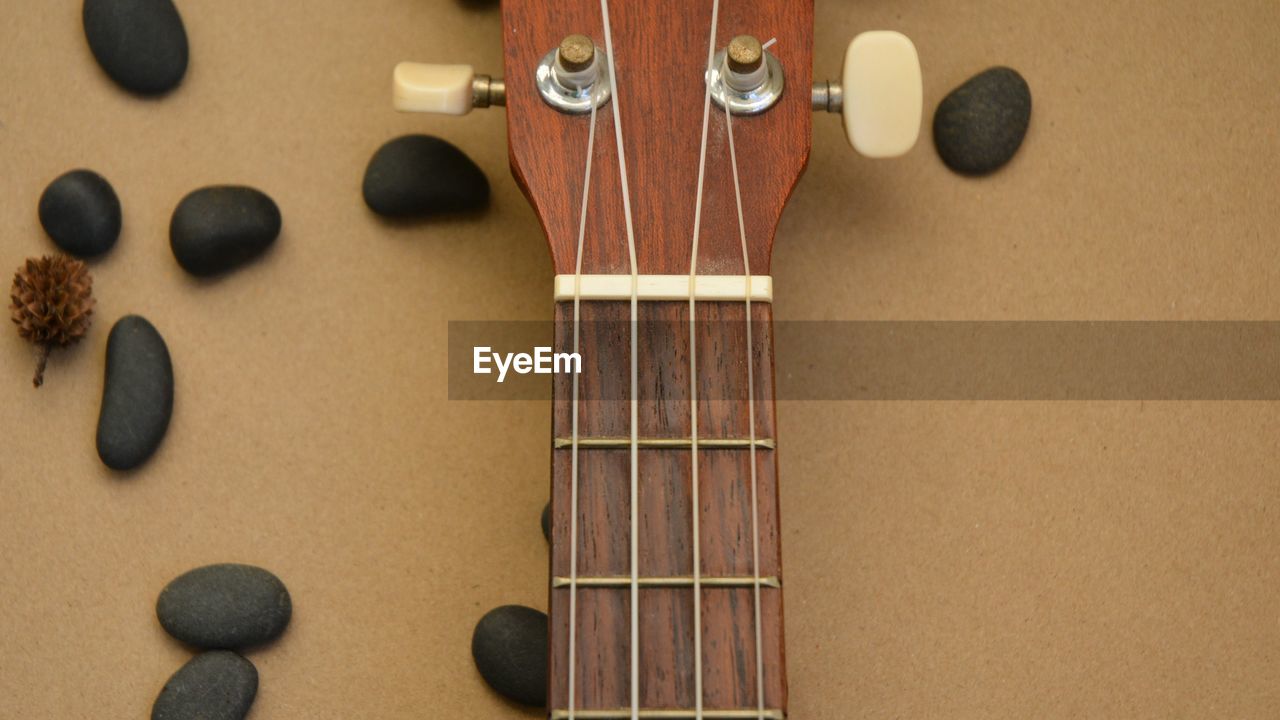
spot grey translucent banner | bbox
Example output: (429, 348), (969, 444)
(448, 321), (1280, 400)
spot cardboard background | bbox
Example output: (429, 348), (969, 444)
(2, 1), (1277, 717)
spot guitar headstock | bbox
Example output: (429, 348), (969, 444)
(394, 1), (920, 278)
(499, 0), (813, 278)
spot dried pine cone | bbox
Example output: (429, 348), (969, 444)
(10, 255), (95, 387)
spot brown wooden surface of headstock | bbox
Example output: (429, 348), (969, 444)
(502, 0), (814, 277)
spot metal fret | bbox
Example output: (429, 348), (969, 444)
(553, 575), (781, 589)
(553, 437), (775, 450)
(550, 709), (785, 719)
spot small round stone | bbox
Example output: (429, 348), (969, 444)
(38, 169), (122, 258)
(472, 605), (548, 707)
(362, 135), (490, 219)
(169, 186), (281, 277)
(157, 564), (292, 650)
(97, 315), (173, 471)
(151, 651), (258, 720)
(933, 67), (1032, 175)
(82, 0), (189, 96)
(541, 501), (551, 542)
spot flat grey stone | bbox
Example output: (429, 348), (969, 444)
(96, 315), (173, 471)
(157, 564), (292, 650)
(362, 135), (489, 218)
(39, 169), (122, 258)
(170, 186), (281, 277)
(933, 67), (1032, 175)
(471, 605), (547, 707)
(83, 0), (189, 96)
(151, 651), (257, 720)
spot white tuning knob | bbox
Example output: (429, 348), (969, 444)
(393, 62), (505, 115)
(815, 31), (923, 158)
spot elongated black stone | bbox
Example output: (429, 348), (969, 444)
(83, 0), (189, 96)
(96, 315), (173, 471)
(157, 564), (292, 650)
(151, 651), (257, 720)
(471, 605), (548, 707)
(38, 169), (122, 258)
(362, 135), (489, 218)
(933, 67), (1032, 175)
(169, 186), (281, 277)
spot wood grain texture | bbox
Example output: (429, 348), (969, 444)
(502, 0), (811, 713)
(549, 301), (785, 714)
(503, 0), (813, 277)
(503, 0), (810, 714)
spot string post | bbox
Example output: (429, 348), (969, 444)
(537, 34), (612, 114)
(706, 37), (784, 115)
(726, 35), (763, 74)
(724, 35), (769, 93)
(558, 34), (597, 74)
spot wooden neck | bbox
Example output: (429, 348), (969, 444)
(497, 0), (813, 713)
(547, 299), (786, 717)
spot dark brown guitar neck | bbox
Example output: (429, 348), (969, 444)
(547, 299), (786, 717)
(499, 0), (812, 713)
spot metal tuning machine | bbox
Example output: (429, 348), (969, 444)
(707, 34), (786, 115)
(813, 31), (923, 158)
(392, 62), (505, 115)
(535, 34), (612, 114)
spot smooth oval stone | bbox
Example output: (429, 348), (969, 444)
(83, 0), (189, 96)
(362, 135), (489, 218)
(541, 501), (551, 542)
(471, 605), (547, 707)
(151, 651), (257, 720)
(38, 169), (122, 258)
(97, 315), (173, 471)
(933, 67), (1032, 175)
(170, 186), (281, 277)
(157, 563), (292, 650)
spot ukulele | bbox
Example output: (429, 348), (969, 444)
(394, 2), (922, 717)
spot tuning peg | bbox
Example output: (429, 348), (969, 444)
(813, 31), (922, 158)
(393, 62), (505, 115)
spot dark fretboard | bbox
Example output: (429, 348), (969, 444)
(547, 299), (786, 718)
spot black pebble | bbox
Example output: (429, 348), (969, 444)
(157, 564), (292, 650)
(541, 502), (551, 542)
(151, 651), (258, 720)
(83, 0), (189, 96)
(170, 186), (281, 277)
(933, 67), (1032, 175)
(471, 605), (548, 707)
(362, 135), (490, 218)
(97, 315), (173, 471)
(38, 169), (122, 258)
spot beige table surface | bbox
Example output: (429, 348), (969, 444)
(2, 1), (1279, 718)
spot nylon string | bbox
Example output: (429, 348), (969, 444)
(566, 95), (599, 720)
(597, 1), (642, 717)
(686, 1), (722, 718)
(724, 77), (767, 720)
